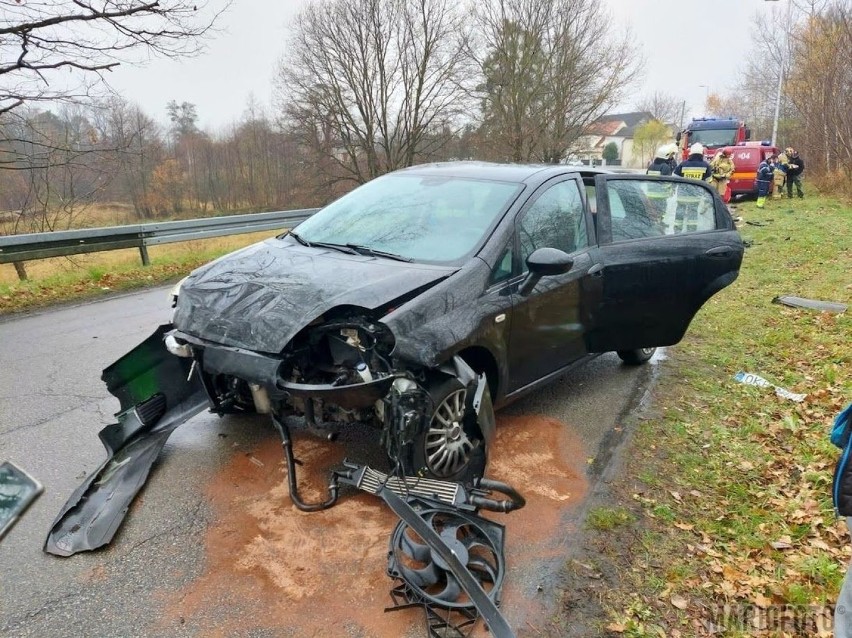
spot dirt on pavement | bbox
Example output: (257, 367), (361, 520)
(158, 414), (590, 637)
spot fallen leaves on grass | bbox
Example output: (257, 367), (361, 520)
(601, 196), (851, 637)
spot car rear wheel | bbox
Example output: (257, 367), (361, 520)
(617, 347), (657, 365)
(406, 377), (487, 484)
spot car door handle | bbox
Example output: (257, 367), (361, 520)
(588, 263), (604, 276)
(705, 246), (734, 257)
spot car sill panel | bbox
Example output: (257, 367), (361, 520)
(499, 353), (600, 407)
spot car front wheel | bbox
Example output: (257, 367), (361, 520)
(617, 347), (657, 365)
(406, 377), (488, 484)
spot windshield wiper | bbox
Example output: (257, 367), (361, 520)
(290, 233), (407, 260)
(289, 230), (311, 246)
(313, 242), (358, 255)
(345, 244), (413, 262)
(289, 232), (360, 255)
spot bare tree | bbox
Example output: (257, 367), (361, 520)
(786, 0), (852, 174)
(720, 1), (817, 139)
(0, 0), (224, 116)
(91, 97), (164, 218)
(0, 106), (113, 279)
(635, 92), (683, 127)
(0, 0), (224, 278)
(276, 0), (473, 188)
(473, 0), (641, 163)
(712, 0), (850, 179)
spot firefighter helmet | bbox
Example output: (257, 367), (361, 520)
(689, 143), (704, 156)
(655, 146), (669, 159)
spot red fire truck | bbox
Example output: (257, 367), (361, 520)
(677, 117), (751, 160)
(678, 118), (779, 197)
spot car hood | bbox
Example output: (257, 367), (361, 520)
(172, 237), (456, 353)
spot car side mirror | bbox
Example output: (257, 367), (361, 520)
(519, 247), (574, 296)
(745, 128), (752, 141)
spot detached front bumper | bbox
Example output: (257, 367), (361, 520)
(45, 325), (209, 556)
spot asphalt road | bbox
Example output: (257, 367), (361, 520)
(0, 287), (660, 637)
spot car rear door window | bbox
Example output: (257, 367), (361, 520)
(518, 180), (587, 267)
(607, 180), (717, 241)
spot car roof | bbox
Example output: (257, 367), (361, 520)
(396, 161), (619, 184)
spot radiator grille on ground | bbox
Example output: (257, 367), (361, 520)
(356, 466), (460, 505)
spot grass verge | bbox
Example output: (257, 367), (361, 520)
(555, 195), (851, 638)
(0, 231), (274, 314)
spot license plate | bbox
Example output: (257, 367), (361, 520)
(0, 461), (43, 539)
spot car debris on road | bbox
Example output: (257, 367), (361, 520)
(734, 371), (807, 403)
(772, 295), (848, 314)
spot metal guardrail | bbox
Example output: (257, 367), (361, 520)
(0, 208), (318, 265)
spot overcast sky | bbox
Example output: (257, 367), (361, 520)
(104, 0), (781, 131)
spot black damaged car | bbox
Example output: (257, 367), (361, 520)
(46, 162), (742, 556)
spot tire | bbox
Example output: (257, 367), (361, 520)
(405, 377), (488, 484)
(617, 347), (657, 366)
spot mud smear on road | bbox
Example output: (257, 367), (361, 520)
(161, 415), (588, 637)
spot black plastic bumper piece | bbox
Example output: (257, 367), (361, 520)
(44, 325), (209, 557)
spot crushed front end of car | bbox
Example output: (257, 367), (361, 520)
(168, 308), (495, 505)
(46, 306), (495, 556)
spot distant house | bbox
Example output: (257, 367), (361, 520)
(571, 111), (675, 168)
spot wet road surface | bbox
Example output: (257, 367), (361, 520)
(0, 287), (659, 637)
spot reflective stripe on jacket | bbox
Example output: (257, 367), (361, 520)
(674, 156), (712, 182)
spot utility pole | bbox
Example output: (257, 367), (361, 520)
(765, 0), (792, 147)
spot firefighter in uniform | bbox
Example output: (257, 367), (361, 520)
(673, 143), (712, 232)
(786, 148), (805, 198)
(755, 154), (777, 208)
(709, 149), (735, 203)
(647, 146), (675, 176)
(674, 143), (713, 181)
(664, 144), (679, 174)
(774, 148), (789, 197)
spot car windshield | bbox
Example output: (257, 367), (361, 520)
(292, 174), (522, 263)
(689, 128), (737, 148)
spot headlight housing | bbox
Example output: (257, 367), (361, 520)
(170, 276), (189, 308)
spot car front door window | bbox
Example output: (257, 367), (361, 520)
(519, 180), (587, 267)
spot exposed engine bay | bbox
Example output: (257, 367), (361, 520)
(165, 310), (494, 484)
